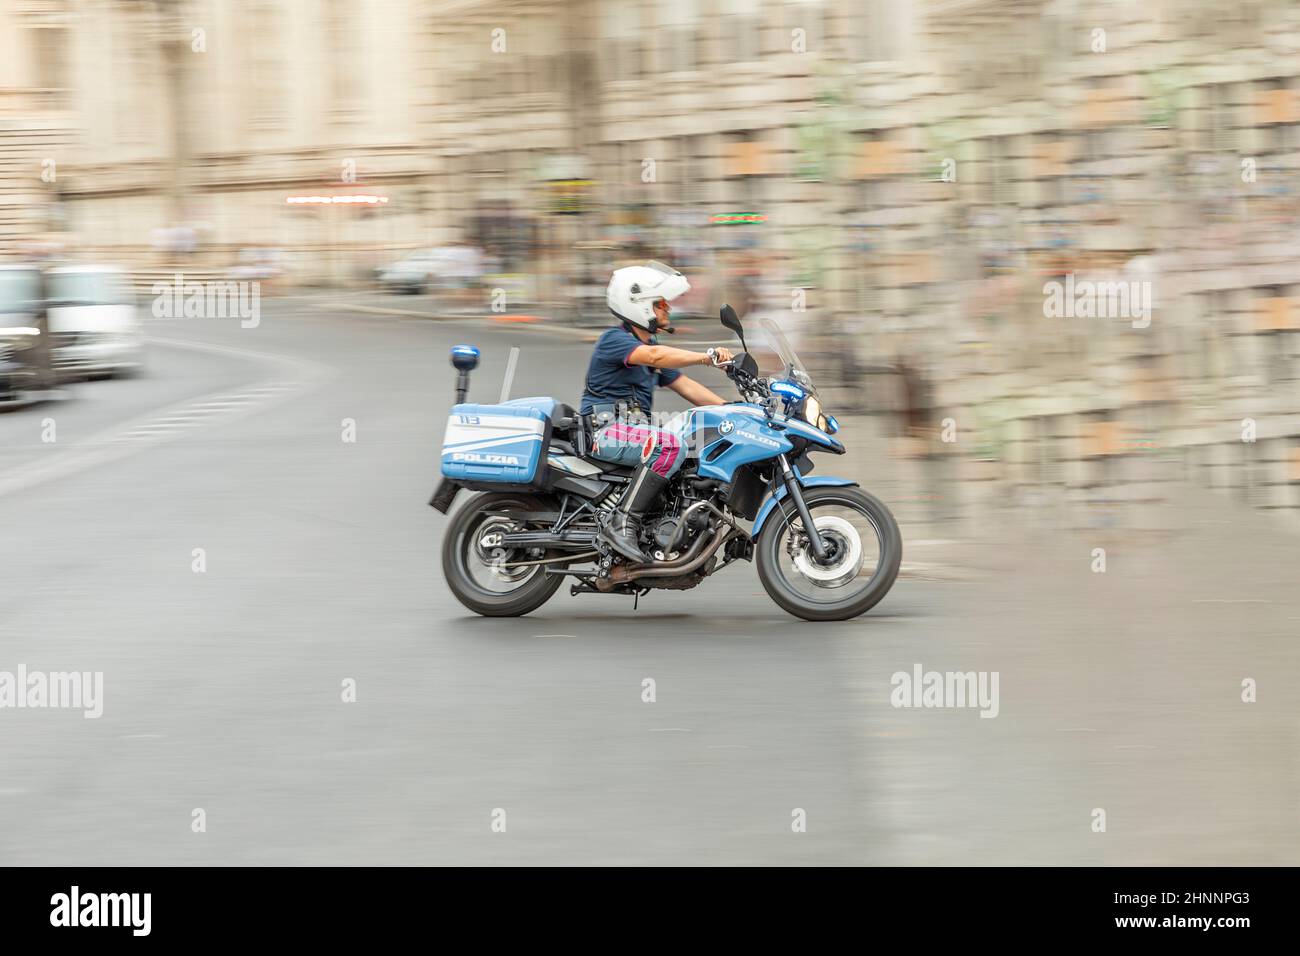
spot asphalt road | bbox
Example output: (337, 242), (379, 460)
(1, 296), (1297, 865)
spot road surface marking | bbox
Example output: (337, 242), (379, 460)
(0, 336), (331, 499)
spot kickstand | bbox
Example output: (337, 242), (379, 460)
(633, 591), (639, 611)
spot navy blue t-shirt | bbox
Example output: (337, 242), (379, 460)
(579, 327), (681, 415)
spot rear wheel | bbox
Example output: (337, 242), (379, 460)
(756, 486), (901, 622)
(442, 493), (565, 617)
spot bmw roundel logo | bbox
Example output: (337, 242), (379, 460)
(719, 420), (735, 435)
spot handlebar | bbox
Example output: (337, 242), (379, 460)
(723, 360), (769, 403)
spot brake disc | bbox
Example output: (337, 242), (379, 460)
(791, 515), (864, 588)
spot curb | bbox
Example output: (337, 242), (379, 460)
(897, 560), (976, 581)
(341, 303), (601, 341)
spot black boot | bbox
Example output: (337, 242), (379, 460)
(599, 465), (668, 563)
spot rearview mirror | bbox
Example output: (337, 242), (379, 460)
(719, 303), (747, 352)
(719, 304), (742, 335)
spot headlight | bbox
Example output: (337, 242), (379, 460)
(0, 327), (39, 347)
(801, 396), (838, 435)
(803, 396), (821, 425)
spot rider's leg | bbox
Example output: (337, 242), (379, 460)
(594, 425), (684, 563)
(589, 422), (649, 468)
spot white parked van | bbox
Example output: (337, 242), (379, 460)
(45, 265), (144, 380)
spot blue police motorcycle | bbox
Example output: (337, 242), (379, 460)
(429, 305), (901, 621)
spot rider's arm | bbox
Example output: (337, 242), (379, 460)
(667, 374), (727, 406)
(626, 344), (714, 370)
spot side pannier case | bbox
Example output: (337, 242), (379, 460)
(440, 398), (554, 489)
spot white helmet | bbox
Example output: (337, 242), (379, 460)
(606, 261), (690, 332)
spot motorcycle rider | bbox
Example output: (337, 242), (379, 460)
(582, 261), (733, 563)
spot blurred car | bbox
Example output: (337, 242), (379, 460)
(230, 247), (285, 283)
(45, 265), (145, 380)
(376, 249), (442, 294)
(0, 263), (54, 406)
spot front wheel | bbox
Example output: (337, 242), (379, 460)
(441, 492), (565, 617)
(756, 486), (902, 622)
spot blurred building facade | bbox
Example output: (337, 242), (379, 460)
(2, 0), (435, 283)
(4, 0), (1300, 524)
(429, 0), (1300, 528)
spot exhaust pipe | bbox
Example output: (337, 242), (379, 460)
(597, 522), (738, 590)
(664, 500), (742, 554)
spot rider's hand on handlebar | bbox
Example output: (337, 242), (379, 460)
(705, 347), (735, 367)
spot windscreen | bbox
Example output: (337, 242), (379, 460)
(0, 270), (41, 320)
(47, 271), (133, 307)
(757, 316), (816, 395)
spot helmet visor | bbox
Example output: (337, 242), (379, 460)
(630, 262), (690, 303)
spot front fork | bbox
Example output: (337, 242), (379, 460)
(776, 453), (828, 560)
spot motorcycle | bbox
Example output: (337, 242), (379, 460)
(428, 305), (902, 621)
